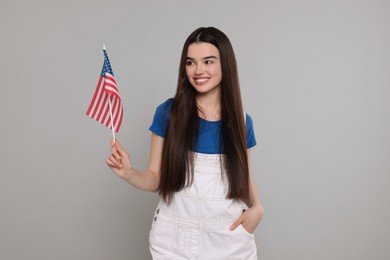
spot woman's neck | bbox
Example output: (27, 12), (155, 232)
(196, 89), (221, 121)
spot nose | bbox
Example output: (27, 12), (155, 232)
(195, 63), (204, 75)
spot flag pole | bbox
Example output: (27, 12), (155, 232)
(108, 97), (116, 143)
(103, 43), (116, 143)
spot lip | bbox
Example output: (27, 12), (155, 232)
(193, 77), (210, 85)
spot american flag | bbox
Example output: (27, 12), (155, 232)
(86, 48), (123, 133)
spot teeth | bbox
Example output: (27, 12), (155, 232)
(195, 78), (208, 83)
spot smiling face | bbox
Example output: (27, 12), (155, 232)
(185, 42), (222, 96)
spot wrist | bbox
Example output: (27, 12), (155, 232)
(123, 167), (134, 182)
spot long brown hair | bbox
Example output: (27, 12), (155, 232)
(159, 27), (250, 203)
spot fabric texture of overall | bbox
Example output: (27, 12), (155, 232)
(149, 152), (258, 260)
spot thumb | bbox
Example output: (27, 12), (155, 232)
(110, 138), (117, 147)
(113, 140), (126, 156)
(110, 139), (123, 153)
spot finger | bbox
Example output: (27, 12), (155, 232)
(106, 158), (115, 167)
(106, 158), (122, 169)
(110, 140), (123, 156)
(108, 154), (122, 167)
(230, 217), (243, 231)
(110, 146), (121, 162)
(114, 141), (126, 157)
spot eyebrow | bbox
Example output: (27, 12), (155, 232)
(186, 55), (218, 60)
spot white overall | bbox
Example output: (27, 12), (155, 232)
(149, 152), (258, 260)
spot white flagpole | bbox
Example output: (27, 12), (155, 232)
(108, 97), (116, 143)
(103, 43), (116, 143)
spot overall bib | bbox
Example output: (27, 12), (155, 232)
(149, 153), (258, 260)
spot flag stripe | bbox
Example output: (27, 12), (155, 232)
(112, 97), (119, 127)
(105, 73), (116, 84)
(105, 86), (120, 98)
(104, 78), (120, 98)
(86, 76), (103, 117)
(90, 78), (105, 119)
(96, 92), (109, 122)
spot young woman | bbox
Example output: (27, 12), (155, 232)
(106, 27), (264, 259)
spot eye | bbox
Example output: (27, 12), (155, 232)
(204, 59), (214, 65)
(186, 60), (194, 66)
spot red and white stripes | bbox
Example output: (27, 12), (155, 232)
(86, 74), (123, 133)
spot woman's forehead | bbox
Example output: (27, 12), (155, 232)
(187, 42), (220, 59)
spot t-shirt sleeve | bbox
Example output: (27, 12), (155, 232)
(245, 113), (257, 149)
(148, 98), (174, 138)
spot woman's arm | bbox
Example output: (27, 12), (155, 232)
(230, 150), (265, 233)
(106, 133), (164, 192)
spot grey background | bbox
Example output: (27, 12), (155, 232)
(1, 0), (389, 259)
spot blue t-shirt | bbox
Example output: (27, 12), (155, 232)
(149, 98), (257, 154)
